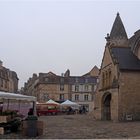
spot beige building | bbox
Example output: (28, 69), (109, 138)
(94, 13), (140, 121)
(0, 60), (18, 93)
(24, 71), (69, 102)
(23, 66), (99, 112)
(71, 66), (99, 112)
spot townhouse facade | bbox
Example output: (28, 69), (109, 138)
(70, 66), (99, 111)
(0, 60), (18, 93)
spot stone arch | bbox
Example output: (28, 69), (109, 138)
(101, 92), (112, 120)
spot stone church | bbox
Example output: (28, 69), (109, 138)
(94, 13), (140, 121)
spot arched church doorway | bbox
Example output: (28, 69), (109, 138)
(102, 93), (111, 120)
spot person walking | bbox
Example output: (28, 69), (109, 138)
(82, 106), (86, 114)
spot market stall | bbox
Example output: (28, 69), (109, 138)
(0, 91), (37, 135)
(61, 100), (80, 114)
(0, 91), (36, 117)
(36, 99), (60, 116)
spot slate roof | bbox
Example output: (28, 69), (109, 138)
(110, 13), (128, 39)
(111, 47), (140, 71)
(69, 76), (97, 84)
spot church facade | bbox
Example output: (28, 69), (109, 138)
(94, 13), (140, 121)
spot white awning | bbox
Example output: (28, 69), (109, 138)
(46, 99), (60, 105)
(61, 100), (79, 106)
(0, 91), (36, 102)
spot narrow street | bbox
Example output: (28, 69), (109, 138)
(0, 114), (140, 139)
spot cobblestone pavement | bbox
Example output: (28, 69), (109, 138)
(0, 114), (140, 139)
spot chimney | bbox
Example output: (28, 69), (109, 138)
(0, 60), (3, 67)
(64, 69), (70, 77)
(61, 73), (64, 77)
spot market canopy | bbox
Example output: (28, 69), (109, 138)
(61, 100), (79, 106)
(46, 99), (60, 105)
(0, 91), (36, 102)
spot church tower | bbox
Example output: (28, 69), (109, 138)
(105, 13), (128, 47)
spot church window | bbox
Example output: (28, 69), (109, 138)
(102, 72), (105, 88)
(106, 71), (108, 88)
(109, 70), (112, 86)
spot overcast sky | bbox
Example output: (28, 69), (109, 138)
(0, 0), (140, 88)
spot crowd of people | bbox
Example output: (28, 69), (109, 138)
(67, 106), (87, 115)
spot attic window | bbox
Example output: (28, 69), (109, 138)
(75, 78), (78, 83)
(45, 78), (49, 82)
(85, 78), (88, 83)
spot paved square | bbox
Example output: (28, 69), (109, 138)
(0, 114), (140, 139)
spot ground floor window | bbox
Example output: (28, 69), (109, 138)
(60, 94), (64, 101)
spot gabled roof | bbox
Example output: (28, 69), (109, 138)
(111, 47), (140, 71)
(110, 13), (128, 40)
(46, 71), (57, 76)
(83, 66), (99, 77)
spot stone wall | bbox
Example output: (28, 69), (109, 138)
(119, 71), (140, 121)
(0, 63), (18, 93)
(93, 91), (102, 120)
(36, 83), (69, 102)
(94, 46), (120, 121)
(94, 88), (119, 121)
(95, 64), (140, 121)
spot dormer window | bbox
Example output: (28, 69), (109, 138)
(75, 78), (78, 83)
(45, 77), (49, 82)
(85, 78), (88, 83)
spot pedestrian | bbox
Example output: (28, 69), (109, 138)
(28, 108), (34, 116)
(79, 106), (82, 114)
(68, 106), (72, 115)
(82, 106), (86, 114)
